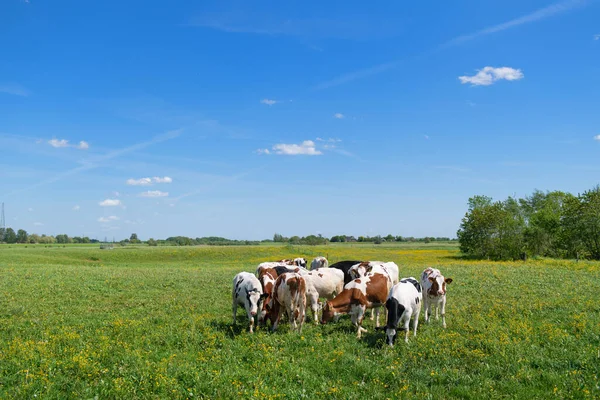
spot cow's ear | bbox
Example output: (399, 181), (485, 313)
(365, 265), (373, 273)
(428, 276), (435, 282)
(445, 278), (453, 284)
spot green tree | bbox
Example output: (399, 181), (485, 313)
(16, 229), (28, 243)
(4, 228), (17, 244)
(55, 234), (71, 244)
(130, 233), (141, 244)
(562, 186), (600, 260)
(147, 238), (158, 246)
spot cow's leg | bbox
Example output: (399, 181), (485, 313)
(370, 308), (375, 321)
(435, 300), (440, 320)
(353, 306), (368, 338)
(288, 304), (297, 332)
(374, 306), (381, 328)
(298, 296), (306, 334)
(441, 296), (447, 329)
(308, 294), (319, 324)
(247, 309), (255, 333)
(423, 298), (428, 323)
(271, 301), (282, 332)
(413, 305), (421, 337)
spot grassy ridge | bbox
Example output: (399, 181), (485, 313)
(0, 245), (599, 399)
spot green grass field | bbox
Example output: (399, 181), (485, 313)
(1, 244), (599, 399)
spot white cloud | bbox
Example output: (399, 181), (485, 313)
(99, 199), (122, 207)
(272, 140), (322, 156)
(424, 135), (430, 140)
(48, 138), (70, 148)
(48, 138), (90, 150)
(333, 113), (345, 119)
(459, 67), (524, 86)
(152, 176), (173, 183)
(127, 176), (172, 185)
(33, 222), (43, 226)
(256, 148), (271, 155)
(593, 135), (600, 141)
(595, 34), (600, 41)
(261, 99), (277, 106)
(98, 216), (120, 223)
(72, 205), (80, 211)
(316, 137), (342, 143)
(127, 177), (152, 186)
(140, 190), (169, 198)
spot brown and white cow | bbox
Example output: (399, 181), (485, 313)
(232, 272), (268, 333)
(257, 268), (278, 324)
(420, 268), (453, 328)
(256, 261), (288, 277)
(310, 256), (329, 270)
(321, 273), (389, 338)
(349, 261), (399, 286)
(270, 273), (307, 333)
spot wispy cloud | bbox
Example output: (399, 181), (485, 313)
(73, 205), (80, 211)
(312, 0), (587, 90)
(0, 83), (30, 97)
(316, 137), (342, 143)
(139, 190), (169, 198)
(446, 0), (587, 46)
(459, 67), (524, 86)
(261, 99), (277, 106)
(99, 199), (122, 207)
(333, 113), (345, 119)
(33, 222), (43, 226)
(593, 135), (600, 141)
(258, 140), (323, 156)
(98, 216), (119, 223)
(126, 176), (173, 186)
(48, 138), (90, 150)
(4, 129), (182, 197)
(595, 34), (600, 40)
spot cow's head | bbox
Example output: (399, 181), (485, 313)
(320, 301), (336, 324)
(293, 258), (307, 268)
(428, 275), (453, 296)
(349, 262), (369, 280)
(246, 288), (267, 317)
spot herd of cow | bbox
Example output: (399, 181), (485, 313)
(232, 257), (453, 346)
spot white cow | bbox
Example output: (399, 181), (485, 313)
(232, 272), (267, 333)
(310, 256), (329, 270)
(270, 273), (307, 333)
(295, 268), (344, 324)
(378, 277), (422, 345)
(420, 268), (453, 328)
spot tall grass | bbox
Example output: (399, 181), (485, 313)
(0, 245), (598, 399)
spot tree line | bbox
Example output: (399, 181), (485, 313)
(0, 228), (97, 244)
(273, 233), (453, 245)
(457, 186), (600, 260)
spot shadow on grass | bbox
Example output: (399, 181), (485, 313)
(210, 319), (249, 339)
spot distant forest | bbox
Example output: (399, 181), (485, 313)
(0, 229), (453, 247)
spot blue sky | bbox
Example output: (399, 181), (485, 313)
(1, 0), (599, 241)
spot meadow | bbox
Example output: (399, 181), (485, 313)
(0, 243), (598, 399)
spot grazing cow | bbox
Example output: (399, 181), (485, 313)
(232, 272), (267, 333)
(295, 268), (344, 324)
(420, 268), (453, 328)
(273, 265), (306, 276)
(278, 258), (307, 268)
(270, 273), (307, 333)
(377, 277), (422, 345)
(321, 273), (389, 338)
(257, 268), (278, 323)
(310, 256), (329, 270)
(329, 260), (362, 285)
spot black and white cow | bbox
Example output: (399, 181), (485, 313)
(378, 277), (422, 345)
(232, 272), (268, 333)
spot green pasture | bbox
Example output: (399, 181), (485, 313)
(0, 244), (598, 399)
